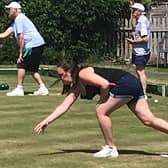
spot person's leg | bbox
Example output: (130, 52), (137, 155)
(27, 46), (48, 95)
(128, 98), (168, 133)
(6, 68), (25, 96)
(17, 68), (26, 86)
(31, 72), (49, 95)
(96, 97), (131, 147)
(135, 65), (147, 95)
(31, 72), (43, 85)
(94, 96), (131, 157)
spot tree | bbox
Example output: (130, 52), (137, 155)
(0, 0), (131, 64)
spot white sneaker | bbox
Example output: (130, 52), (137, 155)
(33, 87), (49, 96)
(6, 88), (24, 96)
(144, 95), (148, 100)
(94, 145), (119, 158)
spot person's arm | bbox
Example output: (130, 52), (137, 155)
(128, 21), (149, 44)
(127, 35), (148, 44)
(79, 67), (110, 103)
(0, 28), (13, 39)
(17, 33), (24, 63)
(34, 87), (80, 134)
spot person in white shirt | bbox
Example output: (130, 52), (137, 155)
(0, 2), (49, 96)
(128, 3), (151, 99)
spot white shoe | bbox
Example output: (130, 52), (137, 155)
(94, 145), (119, 158)
(6, 88), (24, 96)
(33, 87), (49, 96)
(144, 95), (148, 100)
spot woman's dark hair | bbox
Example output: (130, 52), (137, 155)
(57, 61), (80, 94)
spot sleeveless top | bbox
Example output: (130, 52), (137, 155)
(80, 67), (128, 100)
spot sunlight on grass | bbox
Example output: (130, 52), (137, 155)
(0, 74), (168, 168)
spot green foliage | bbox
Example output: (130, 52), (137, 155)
(0, 38), (17, 64)
(0, 0), (18, 63)
(0, 0), (131, 64)
(135, 0), (159, 5)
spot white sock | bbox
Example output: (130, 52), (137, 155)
(17, 85), (23, 89)
(39, 83), (46, 89)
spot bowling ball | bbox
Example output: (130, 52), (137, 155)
(0, 83), (9, 90)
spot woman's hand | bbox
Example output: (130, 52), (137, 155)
(34, 120), (49, 134)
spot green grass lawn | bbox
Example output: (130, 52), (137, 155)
(0, 74), (168, 168)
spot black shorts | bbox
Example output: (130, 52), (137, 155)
(17, 45), (44, 72)
(109, 73), (145, 105)
(132, 53), (150, 65)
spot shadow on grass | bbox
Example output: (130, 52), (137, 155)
(24, 91), (34, 95)
(39, 149), (160, 156)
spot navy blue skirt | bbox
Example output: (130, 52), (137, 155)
(109, 72), (145, 104)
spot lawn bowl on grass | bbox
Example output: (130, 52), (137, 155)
(0, 83), (9, 90)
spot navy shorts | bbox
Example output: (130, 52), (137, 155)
(17, 45), (44, 72)
(109, 73), (145, 105)
(132, 53), (150, 65)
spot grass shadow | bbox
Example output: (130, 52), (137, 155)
(38, 148), (160, 156)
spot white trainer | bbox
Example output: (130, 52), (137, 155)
(33, 87), (49, 96)
(6, 88), (24, 96)
(144, 95), (148, 100)
(94, 145), (119, 158)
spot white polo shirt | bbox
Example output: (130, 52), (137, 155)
(133, 15), (151, 56)
(9, 13), (45, 48)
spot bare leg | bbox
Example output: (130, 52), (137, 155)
(96, 97), (131, 147)
(6, 68), (25, 96)
(17, 68), (26, 85)
(31, 72), (48, 95)
(136, 65), (147, 95)
(128, 98), (168, 133)
(31, 72), (43, 85)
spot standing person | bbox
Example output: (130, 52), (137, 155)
(127, 3), (151, 99)
(0, 2), (49, 96)
(34, 62), (168, 158)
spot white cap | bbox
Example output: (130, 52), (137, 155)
(130, 3), (145, 12)
(5, 2), (21, 9)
